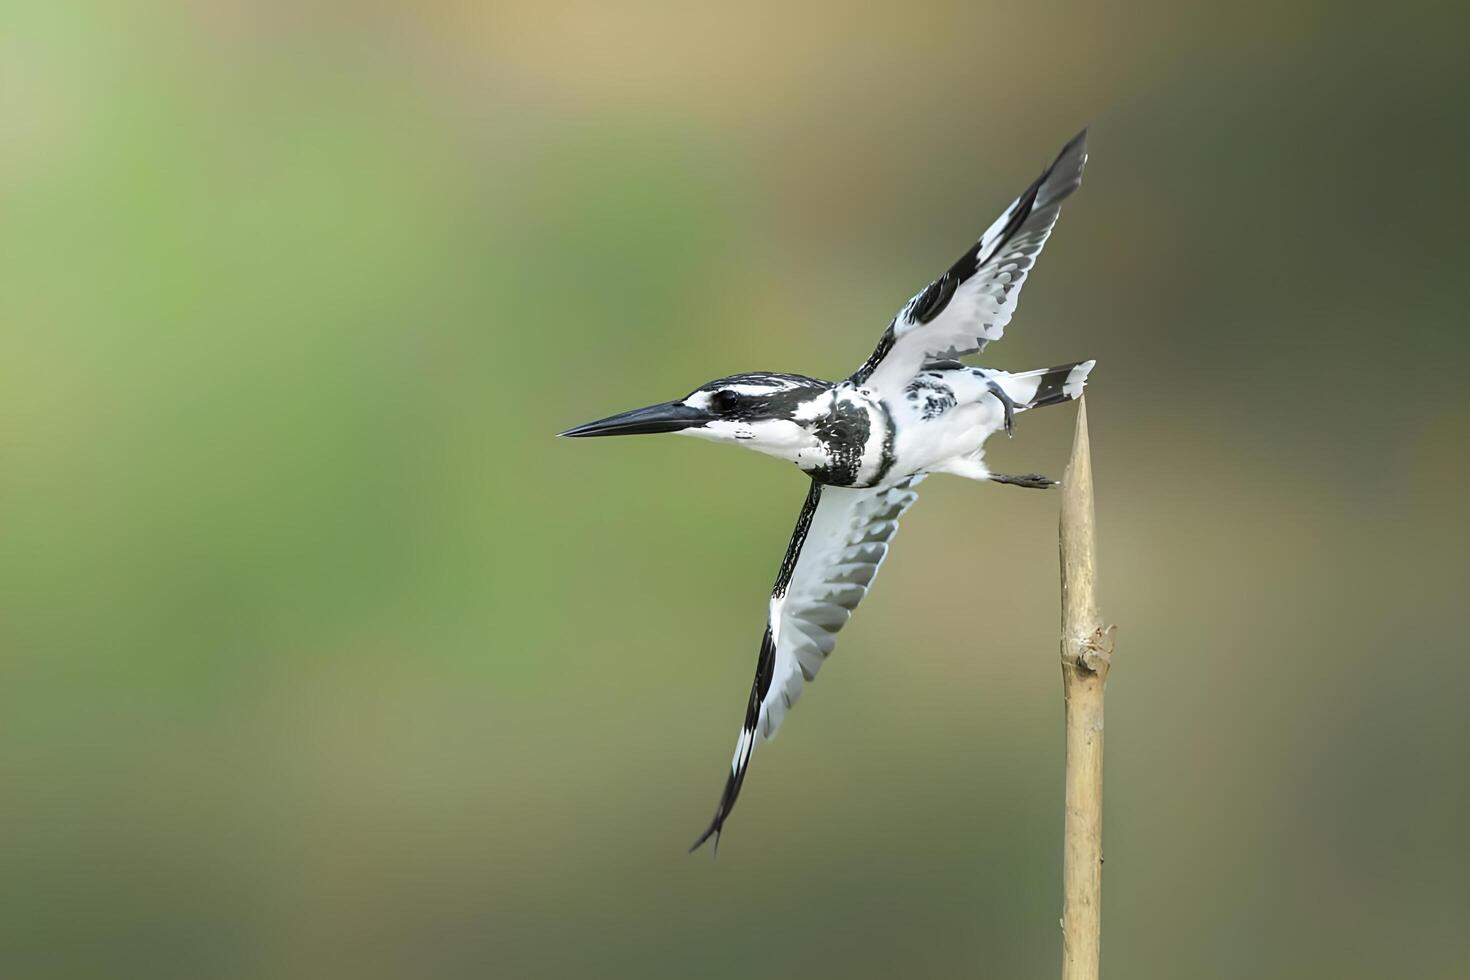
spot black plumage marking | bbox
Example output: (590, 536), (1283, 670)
(698, 373), (833, 422)
(1024, 361), (1091, 410)
(907, 270), (959, 325)
(848, 323), (894, 386)
(806, 397), (870, 487)
(751, 623), (777, 713)
(700, 372), (829, 391)
(905, 375), (956, 420)
(1032, 370), (1064, 407)
(871, 399), (897, 486)
(773, 481), (823, 599)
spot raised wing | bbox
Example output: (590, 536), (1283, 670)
(690, 476), (924, 852)
(851, 130), (1088, 395)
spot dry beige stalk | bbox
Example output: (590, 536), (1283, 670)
(1058, 398), (1112, 980)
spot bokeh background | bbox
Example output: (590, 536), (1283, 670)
(3, 2), (1468, 977)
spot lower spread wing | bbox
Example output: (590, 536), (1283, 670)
(690, 477), (924, 852)
(851, 130), (1088, 396)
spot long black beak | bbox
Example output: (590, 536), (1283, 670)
(558, 400), (711, 437)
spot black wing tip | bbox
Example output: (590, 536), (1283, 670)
(1055, 128), (1089, 167)
(689, 726), (757, 856)
(688, 820), (722, 855)
(1038, 128), (1090, 209)
(689, 781), (737, 856)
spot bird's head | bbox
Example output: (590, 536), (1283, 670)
(559, 373), (833, 463)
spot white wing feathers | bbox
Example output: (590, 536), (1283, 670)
(761, 479), (922, 738)
(690, 478), (923, 851)
(852, 130), (1088, 394)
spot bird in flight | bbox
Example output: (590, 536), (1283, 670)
(561, 131), (1094, 851)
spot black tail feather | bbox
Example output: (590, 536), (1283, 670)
(1013, 359), (1096, 411)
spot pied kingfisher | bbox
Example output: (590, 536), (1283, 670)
(561, 131), (1094, 851)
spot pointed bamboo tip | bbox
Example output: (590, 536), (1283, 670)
(1062, 397), (1093, 506)
(1059, 396), (1099, 636)
(1071, 396), (1090, 459)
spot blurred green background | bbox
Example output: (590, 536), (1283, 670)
(3, 2), (1467, 977)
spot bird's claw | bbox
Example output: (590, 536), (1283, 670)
(991, 472), (1057, 489)
(987, 379), (1017, 437)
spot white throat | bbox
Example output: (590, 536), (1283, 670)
(678, 418), (818, 465)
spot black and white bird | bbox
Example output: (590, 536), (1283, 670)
(561, 131), (1094, 851)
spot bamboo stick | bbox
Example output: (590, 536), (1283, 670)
(1058, 398), (1112, 980)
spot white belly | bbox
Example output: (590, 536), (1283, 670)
(891, 403), (990, 470)
(885, 369), (1010, 478)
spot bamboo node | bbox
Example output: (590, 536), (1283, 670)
(1081, 624), (1116, 672)
(1063, 624), (1116, 673)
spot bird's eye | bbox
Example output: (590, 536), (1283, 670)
(709, 390), (740, 414)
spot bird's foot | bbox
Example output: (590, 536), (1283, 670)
(986, 380), (1018, 437)
(990, 472), (1057, 489)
